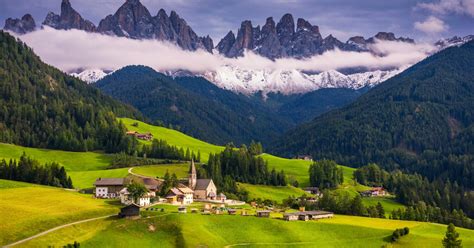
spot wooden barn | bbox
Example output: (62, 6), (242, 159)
(119, 204), (140, 218)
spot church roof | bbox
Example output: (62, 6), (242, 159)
(195, 179), (213, 190)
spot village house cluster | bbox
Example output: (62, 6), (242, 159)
(95, 160), (334, 221)
(93, 160), (221, 207)
(125, 131), (153, 141)
(360, 187), (386, 197)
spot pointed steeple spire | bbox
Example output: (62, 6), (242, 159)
(188, 159), (197, 189)
(189, 159), (196, 175)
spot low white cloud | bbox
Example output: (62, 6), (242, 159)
(14, 27), (436, 74)
(414, 16), (449, 34)
(417, 0), (474, 17)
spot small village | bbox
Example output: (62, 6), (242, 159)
(93, 159), (391, 222)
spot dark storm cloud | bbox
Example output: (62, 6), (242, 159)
(0, 0), (472, 42)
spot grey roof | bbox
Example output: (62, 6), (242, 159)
(94, 178), (125, 186)
(283, 211), (333, 216)
(195, 179), (213, 190)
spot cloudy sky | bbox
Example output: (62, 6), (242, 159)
(0, 0), (473, 42)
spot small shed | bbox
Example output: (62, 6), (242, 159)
(178, 206), (187, 213)
(283, 213), (299, 221)
(119, 204), (140, 218)
(256, 210), (271, 218)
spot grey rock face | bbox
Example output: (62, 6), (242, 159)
(6, 0), (213, 52)
(4, 14), (36, 34)
(42, 0), (96, 32)
(218, 14), (415, 59)
(216, 31), (236, 56)
(97, 1), (212, 52)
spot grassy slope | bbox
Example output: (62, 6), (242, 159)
(131, 163), (190, 179)
(0, 179), (120, 246)
(362, 196), (406, 216)
(0, 143), (111, 171)
(68, 168), (130, 189)
(239, 183), (307, 202)
(119, 117), (224, 162)
(18, 210), (474, 248)
(0, 143), (118, 189)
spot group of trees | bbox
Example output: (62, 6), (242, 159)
(391, 227), (409, 242)
(0, 153), (72, 188)
(199, 144), (286, 188)
(126, 181), (149, 203)
(390, 202), (473, 229)
(283, 193), (386, 218)
(109, 139), (202, 168)
(0, 31), (143, 153)
(196, 143), (282, 201)
(353, 163), (474, 221)
(308, 160), (343, 189)
(140, 139), (200, 162)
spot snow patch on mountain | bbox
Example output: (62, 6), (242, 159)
(71, 69), (108, 83)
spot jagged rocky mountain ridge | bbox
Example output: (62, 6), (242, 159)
(217, 14), (414, 59)
(4, 14), (36, 34)
(4, 0), (213, 52)
(3, 0), (415, 58)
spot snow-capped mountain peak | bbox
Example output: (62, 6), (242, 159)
(71, 69), (108, 84)
(202, 66), (404, 95)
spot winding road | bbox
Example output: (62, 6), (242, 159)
(3, 215), (115, 248)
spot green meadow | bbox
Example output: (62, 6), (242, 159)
(0, 143), (117, 189)
(119, 117), (224, 162)
(17, 209), (474, 248)
(362, 196), (406, 216)
(131, 163), (190, 179)
(239, 183), (307, 202)
(0, 180), (120, 246)
(0, 143), (111, 171)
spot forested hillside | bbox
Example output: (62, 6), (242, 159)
(95, 66), (363, 146)
(0, 31), (143, 152)
(272, 40), (474, 189)
(95, 66), (292, 146)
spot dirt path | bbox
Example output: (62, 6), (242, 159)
(3, 215), (115, 247)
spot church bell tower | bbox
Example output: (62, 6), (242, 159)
(188, 159), (197, 189)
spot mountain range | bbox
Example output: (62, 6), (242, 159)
(3, 0), (414, 59)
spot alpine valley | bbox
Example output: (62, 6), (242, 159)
(1, 0), (474, 247)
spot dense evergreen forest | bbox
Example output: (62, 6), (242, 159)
(272, 41), (474, 191)
(0, 153), (72, 188)
(0, 31), (143, 152)
(354, 164), (474, 222)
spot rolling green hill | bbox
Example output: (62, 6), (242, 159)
(15, 207), (474, 248)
